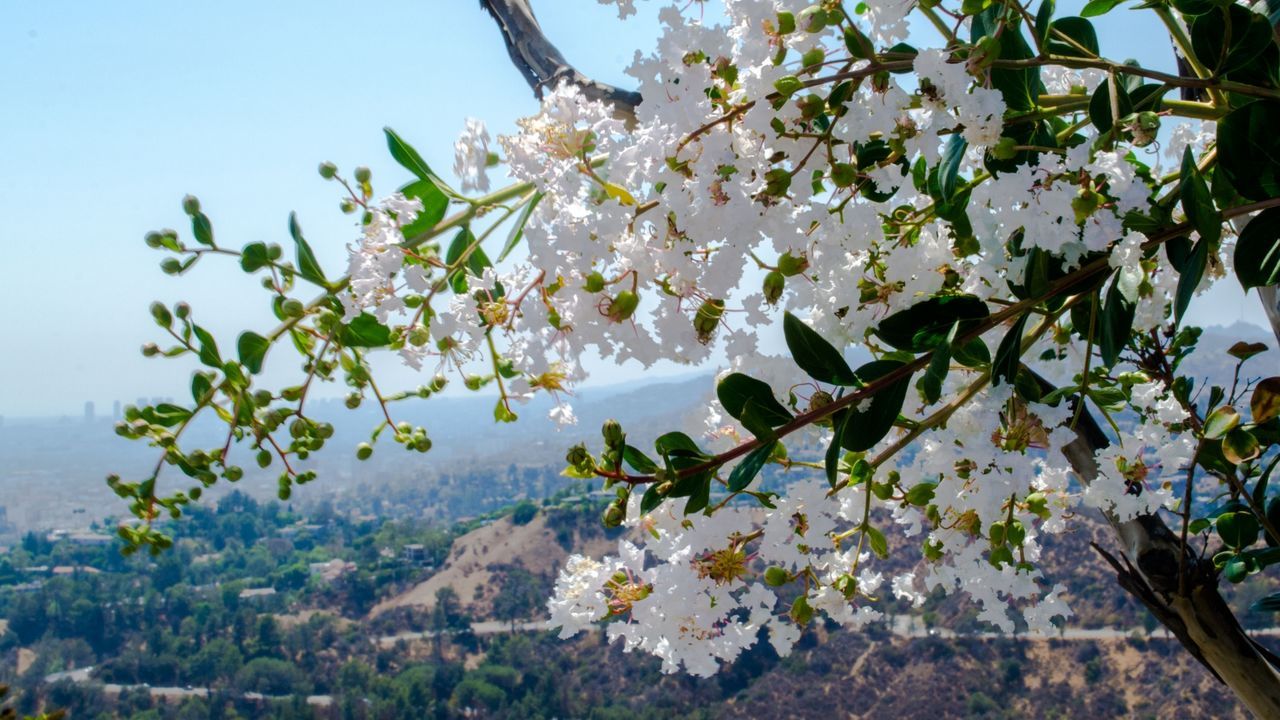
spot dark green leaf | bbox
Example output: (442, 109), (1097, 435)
(1190, 5), (1273, 74)
(783, 312), (858, 385)
(240, 242), (270, 273)
(826, 410), (849, 487)
(841, 364), (911, 452)
(1035, 0), (1056, 43)
(151, 403), (192, 427)
(1080, 0), (1119, 16)
(191, 213), (214, 246)
(952, 337), (991, 368)
(1047, 17), (1099, 57)
(384, 127), (437, 181)
(1088, 79), (1131, 133)
(237, 331), (270, 374)
(1251, 591), (1280, 612)
(340, 313), (393, 347)
(918, 333), (952, 405)
(1218, 511), (1261, 548)
(992, 313), (1028, 386)
(623, 445), (659, 474)
(1180, 146), (1221, 247)
(864, 525), (889, 558)
(288, 213), (327, 287)
(728, 440), (778, 492)
(876, 295), (989, 352)
(498, 193), (543, 262)
(397, 180), (450, 240)
(683, 473), (712, 515)
(656, 432), (707, 459)
(1099, 275), (1136, 367)
(191, 373), (212, 404)
(1174, 239), (1209, 326)
(937, 135), (967, 201)
(640, 483), (665, 514)
(445, 228), (492, 294)
(1235, 207), (1280, 289)
(1217, 101), (1280, 201)
(192, 325), (221, 368)
(717, 373), (793, 426)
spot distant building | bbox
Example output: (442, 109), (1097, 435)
(308, 559), (355, 583)
(402, 544), (427, 565)
(238, 587), (277, 601)
(52, 565), (102, 576)
(112, 400), (121, 420)
(84, 401), (95, 421)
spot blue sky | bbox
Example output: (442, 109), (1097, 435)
(0, 1), (1267, 417)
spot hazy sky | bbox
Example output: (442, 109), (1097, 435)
(0, 1), (1268, 417)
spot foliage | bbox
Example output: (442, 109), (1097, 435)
(108, 0), (1280, 691)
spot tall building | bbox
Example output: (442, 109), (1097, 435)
(84, 401), (95, 422)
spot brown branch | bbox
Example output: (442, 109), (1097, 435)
(478, 0), (641, 121)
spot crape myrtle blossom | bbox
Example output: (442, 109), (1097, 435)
(324, 0), (1230, 675)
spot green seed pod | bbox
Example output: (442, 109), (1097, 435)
(693, 298), (725, 343)
(160, 258), (183, 275)
(777, 252), (809, 277)
(174, 302), (191, 319)
(776, 11), (796, 34)
(992, 136), (1018, 160)
(763, 270), (785, 305)
(773, 74), (804, 97)
(801, 46), (825, 69)
(764, 566), (789, 587)
(790, 595), (814, 626)
(605, 291), (640, 323)
(256, 449), (272, 468)
(144, 231), (164, 248)
(830, 163), (858, 188)
(224, 466), (243, 482)
(345, 393), (362, 409)
(798, 5), (827, 32)
(584, 271), (606, 293)
(318, 161), (338, 180)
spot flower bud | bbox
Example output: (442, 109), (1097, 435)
(830, 163), (858, 188)
(584, 271), (606, 293)
(354, 166), (371, 183)
(150, 302), (172, 327)
(141, 343), (160, 357)
(1072, 188), (1100, 224)
(602, 502), (626, 528)
(430, 374), (448, 392)
(175, 302), (191, 319)
(356, 442), (373, 460)
(144, 231), (164, 248)
(182, 195), (201, 216)
(991, 136), (1018, 161)
(224, 466), (243, 482)
(256, 449), (272, 468)
(464, 374), (484, 391)
(161, 258), (183, 275)
(790, 595), (814, 625)
(777, 252), (809, 277)
(776, 11), (796, 34)
(318, 161), (338, 179)
(602, 419), (625, 448)
(339, 199), (357, 214)
(801, 47), (825, 70)
(281, 299), (305, 318)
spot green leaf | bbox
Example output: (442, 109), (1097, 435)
(445, 228), (492, 294)
(918, 333), (953, 405)
(192, 325), (221, 368)
(992, 313), (1028, 387)
(191, 373), (213, 404)
(841, 363), (911, 452)
(825, 411), (850, 487)
(1190, 5), (1274, 75)
(1180, 146), (1221, 248)
(1217, 101), (1280, 201)
(1034, 0), (1056, 44)
(728, 440), (778, 492)
(288, 213), (327, 287)
(952, 337), (991, 368)
(151, 403), (192, 427)
(1099, 275), (1136, 368)
(876, 295), (989, 353)
(864, 525), (889, 559)
(1088, 79), (1131, 134)
(191, 212), (214, 247)
(936, 135), (968, 201)
(1174, 238), (1209, 326)
(494, 400), (518, 423)
(498, 193), (543, 262)
(1235, 207), (1280, 290)
(655, 432), (707, 459)
(623, 445), (659, 474)
(1205, 405), (1242, 439)
(683, 473), (712, 515)
(783, 312), (858, 385)
(240, 242), (270, 273)
(1218, 510), (1261, 548)
(972, 8), (1043, 113)
(236, 331), (270, 374)
(1080, 0), (1120, 16)
(1223, 427), (1262, 465)
(640, 483), (665, 514)
(1251, 376), (1280, 424)
(396, 180), (450, 240)
(1047, 17), (1099, 57)
(1251, 591), (1280, 612)
(385, 127), (438, 182)
(717, 373), (793, 427)
(905, 482), (937, 506)
(340, 313), (393, 347)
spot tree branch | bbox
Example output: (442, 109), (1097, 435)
(478, 0), (641, 122)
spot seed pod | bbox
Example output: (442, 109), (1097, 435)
(605, 291), (640, 322)
(693, 298), (725, 344)
(763, 270), (785, 304)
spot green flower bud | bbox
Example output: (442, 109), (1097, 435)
(988, 520), (1007, 548)
(584, 271), (606, 293)
(790, 595), (814, 626)
(141, 343), (160, 357)
(602, 502), (626, 528)
(991, 136), (1019, 161)
(1072, 188), (1100, 224)
(566, 443), (592, 467)
(464, 374), (484, 391)
(776, 11), (796, 34)
(431, 374), (448, 392)
(224, 466), (243, 482)
(160, 258), (183, 275)
(831, 162), (858, 188)
(603, 419), (625, 448)
(773, 74), (804, 97)
(144, 231), (164, 248)
(318, 161), (338, 179)
(764, 566), (789, 586)
(339, 199), (357, 214)
(256, 449), (272, 468)
(356, 442), (373, 460)
(354, 166), (371, 183)
(182, 195), (201, 216)
(150, 302), (172, 327)
(175, 302), (191, 319)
